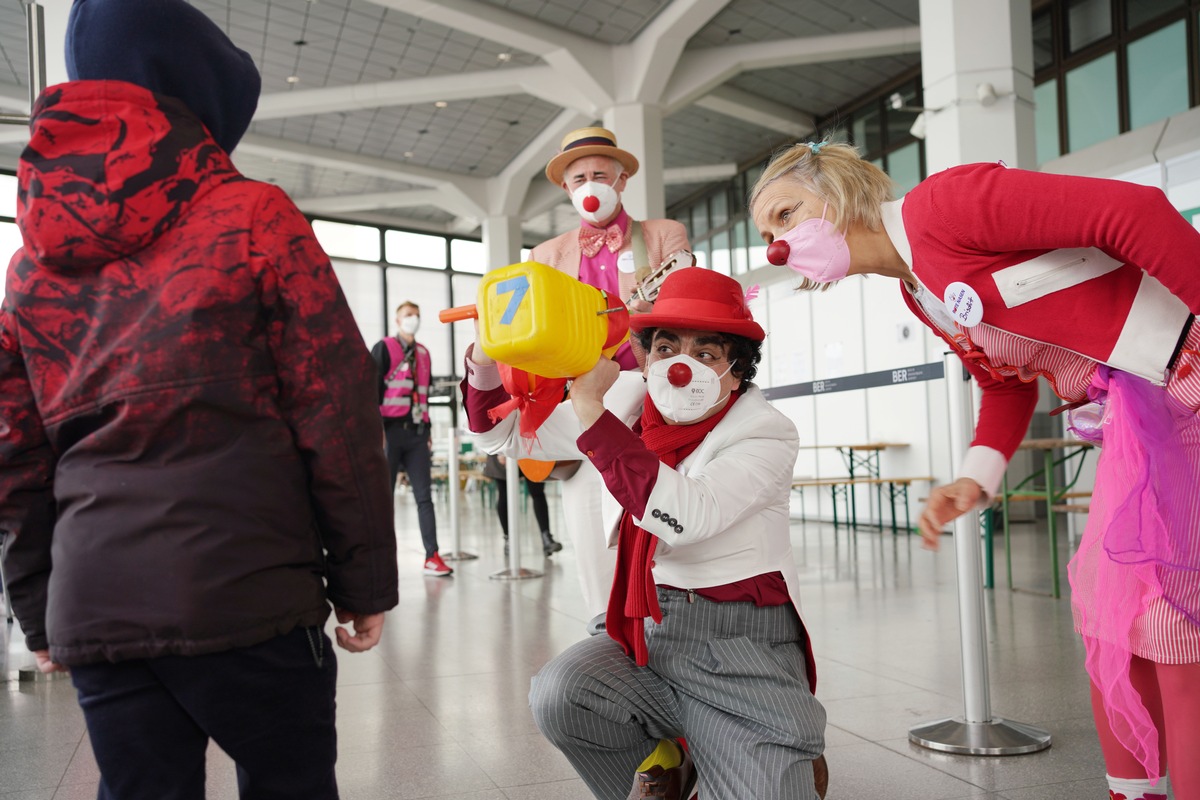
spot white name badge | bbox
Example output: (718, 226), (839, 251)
(944, 281), (984, 327)
(617, 251), (637, 273)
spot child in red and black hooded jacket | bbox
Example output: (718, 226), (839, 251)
(0, 1), (397, 796)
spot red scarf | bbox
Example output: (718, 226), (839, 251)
(607, 391), (741, 666)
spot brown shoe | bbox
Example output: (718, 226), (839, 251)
(813, 754), (829, 799)
(628, 746), (696, 799)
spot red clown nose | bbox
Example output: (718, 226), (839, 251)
(582, 195), (600, 213)
(766, 239), (790, 266)
(667, 362), (692, 387)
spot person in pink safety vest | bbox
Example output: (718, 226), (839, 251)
(531, 127), (692, 634)
(371, 301), (450, 577)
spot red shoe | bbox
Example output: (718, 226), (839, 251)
(422, 553), (453, 577)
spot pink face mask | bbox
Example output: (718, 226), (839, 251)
(765, 203), (851, 283)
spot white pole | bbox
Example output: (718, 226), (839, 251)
(908, 354), (1050, 755)
(944, 354), (992, 723)
(490, 455), (541, 580)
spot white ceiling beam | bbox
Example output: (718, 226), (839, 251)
(664, 26), (922, 112)
(694, 86), (815, 138)
(255, 66), (575, 120)
(296, 189), (446, 215)
(235, 133), (487, 218)
(663, 162), (738, 184)
(361, 0), (613, 111)
(520, 179), (566, 220)
(491, 108), (593, 216)
(617, 0), (730, 105)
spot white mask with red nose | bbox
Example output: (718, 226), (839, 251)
(646, 354), (735, 423)
(571, 181), (620, 225)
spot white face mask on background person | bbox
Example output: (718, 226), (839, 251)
(646, 354), (734, 423)
(571, 181), (621, 225)
(399, 315), (420, 336)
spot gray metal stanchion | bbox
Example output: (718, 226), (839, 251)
(490, 455), (541, 581)
(440, 428), (476, 562)
(908, 354), (1051, 756)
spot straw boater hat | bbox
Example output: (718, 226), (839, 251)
(545, 127), (640, 185)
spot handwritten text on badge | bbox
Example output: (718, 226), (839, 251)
(943, 281), (984, 327)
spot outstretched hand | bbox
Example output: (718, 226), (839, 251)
(917, 478), (983, 550)
(333, 608), (386, 652)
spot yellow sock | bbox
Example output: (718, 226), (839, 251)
(637, 739), (682, 772)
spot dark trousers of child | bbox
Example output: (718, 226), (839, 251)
(70, 626), (338, 800)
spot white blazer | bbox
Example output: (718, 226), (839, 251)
(472, 372), (805, 615)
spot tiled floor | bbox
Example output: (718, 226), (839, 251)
(0, 488), (1166, 799)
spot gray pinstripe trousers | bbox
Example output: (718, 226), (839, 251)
(530, 589), (825, 799)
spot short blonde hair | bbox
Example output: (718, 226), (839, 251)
(747, 141), (897, 292)
(749, 141), (896, 234)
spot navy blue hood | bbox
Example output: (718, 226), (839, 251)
(65, 0), (260, 154)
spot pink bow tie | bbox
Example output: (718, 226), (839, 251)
(579, 223), (624, 257)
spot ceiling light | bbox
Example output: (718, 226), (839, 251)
(434, 101), (448, 108)
(496, 52), (512, 62)
(286, 75), (300, 84)
(404, 151), (414, 158)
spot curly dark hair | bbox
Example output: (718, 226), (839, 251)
(632, 328), (762, 391)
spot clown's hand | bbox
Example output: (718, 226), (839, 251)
(570, 357), (620, 428)
(917, 478), (983, 550)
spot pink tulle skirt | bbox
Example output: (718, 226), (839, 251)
(1068, 366), (1200, 778)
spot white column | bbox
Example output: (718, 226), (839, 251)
(37, 1), (71, 88)
(918, 0), (1036, 172)
(481, 213), (522, 272)
(603, 103), (666, 220)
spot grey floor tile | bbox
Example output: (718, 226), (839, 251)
(822, 741), (987, 799)
(0, 499), (1118, 799)
(502, 779), (594, 800)
(0, 744), (74, 794)
(336, 742), (498, 799)
(875, 714), (1108, 793)
(455, 731), (579, 788)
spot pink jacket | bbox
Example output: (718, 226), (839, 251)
(530, 216), (690, 302)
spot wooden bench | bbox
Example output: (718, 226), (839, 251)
(791, 476), (935, 534)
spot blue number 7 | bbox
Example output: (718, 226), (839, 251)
(496, 275), (530, 325)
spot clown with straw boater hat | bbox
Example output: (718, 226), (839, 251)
(529, 126), (694, 635)
(460, 266), (827, 800)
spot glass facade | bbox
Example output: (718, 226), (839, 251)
(1035, 79), (1062, 164)
(668, 76), (927, 273)
(1035, 0), (1198, 163)
(1065, 51), (1119, 151)
(1127, 19), (1189, 129)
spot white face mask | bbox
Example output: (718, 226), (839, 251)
(570, 181), (620, 225)
(399, 315), (420, 335)
(646, 354), (734, 423)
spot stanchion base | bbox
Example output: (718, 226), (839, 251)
(441, 551), (478, 562)
(489, 568), (543, 581)
(909, 717), (1051, 756)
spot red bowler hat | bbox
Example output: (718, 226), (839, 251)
(629, 267), (764, 342)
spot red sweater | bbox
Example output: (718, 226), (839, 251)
(891, 163), (1198, 469)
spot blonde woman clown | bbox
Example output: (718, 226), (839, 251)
(749, 141), (1200, 800)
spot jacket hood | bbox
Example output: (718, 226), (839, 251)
(17, 81), (242, 270)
